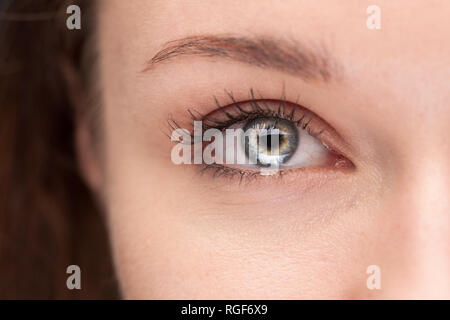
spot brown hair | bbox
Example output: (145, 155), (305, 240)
(0, 0), (119, 299)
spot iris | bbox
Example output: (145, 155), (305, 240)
(243, 117), (299, 167)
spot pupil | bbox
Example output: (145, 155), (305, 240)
(266, 134), (274, 151)
(243, 117), (299, 167)
(263, 134), (284, 152)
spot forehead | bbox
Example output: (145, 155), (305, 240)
(98, 0), (450, 57)
(99, 1), (450, 71)
(97, 0), (450, 114)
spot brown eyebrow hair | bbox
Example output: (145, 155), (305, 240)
(145, 35), (336, 81)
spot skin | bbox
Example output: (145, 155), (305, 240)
(80, 0), (450, 298)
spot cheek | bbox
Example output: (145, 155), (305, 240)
(102, 140), (375, 298)
(106, 185), (369, 299)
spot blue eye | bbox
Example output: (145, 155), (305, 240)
(243, 117), (299, 168)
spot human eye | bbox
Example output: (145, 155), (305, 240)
(168, 89), (354, 182)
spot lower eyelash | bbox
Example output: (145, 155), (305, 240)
(199, 163), (286, 184)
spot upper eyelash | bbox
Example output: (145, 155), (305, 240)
(167, 88), (325, 139)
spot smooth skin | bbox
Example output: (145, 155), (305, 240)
(78, 0), (449, 298)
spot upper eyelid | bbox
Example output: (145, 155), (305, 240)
(166, 88), (354, 163)
(188, 95), (324, 137)
(167, 90), (324, 138)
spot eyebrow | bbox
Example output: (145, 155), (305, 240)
(145, 35), (336, 82)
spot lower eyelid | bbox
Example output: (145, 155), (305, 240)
(198, 160), (354, 185)
(197, 132), (353, 183)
